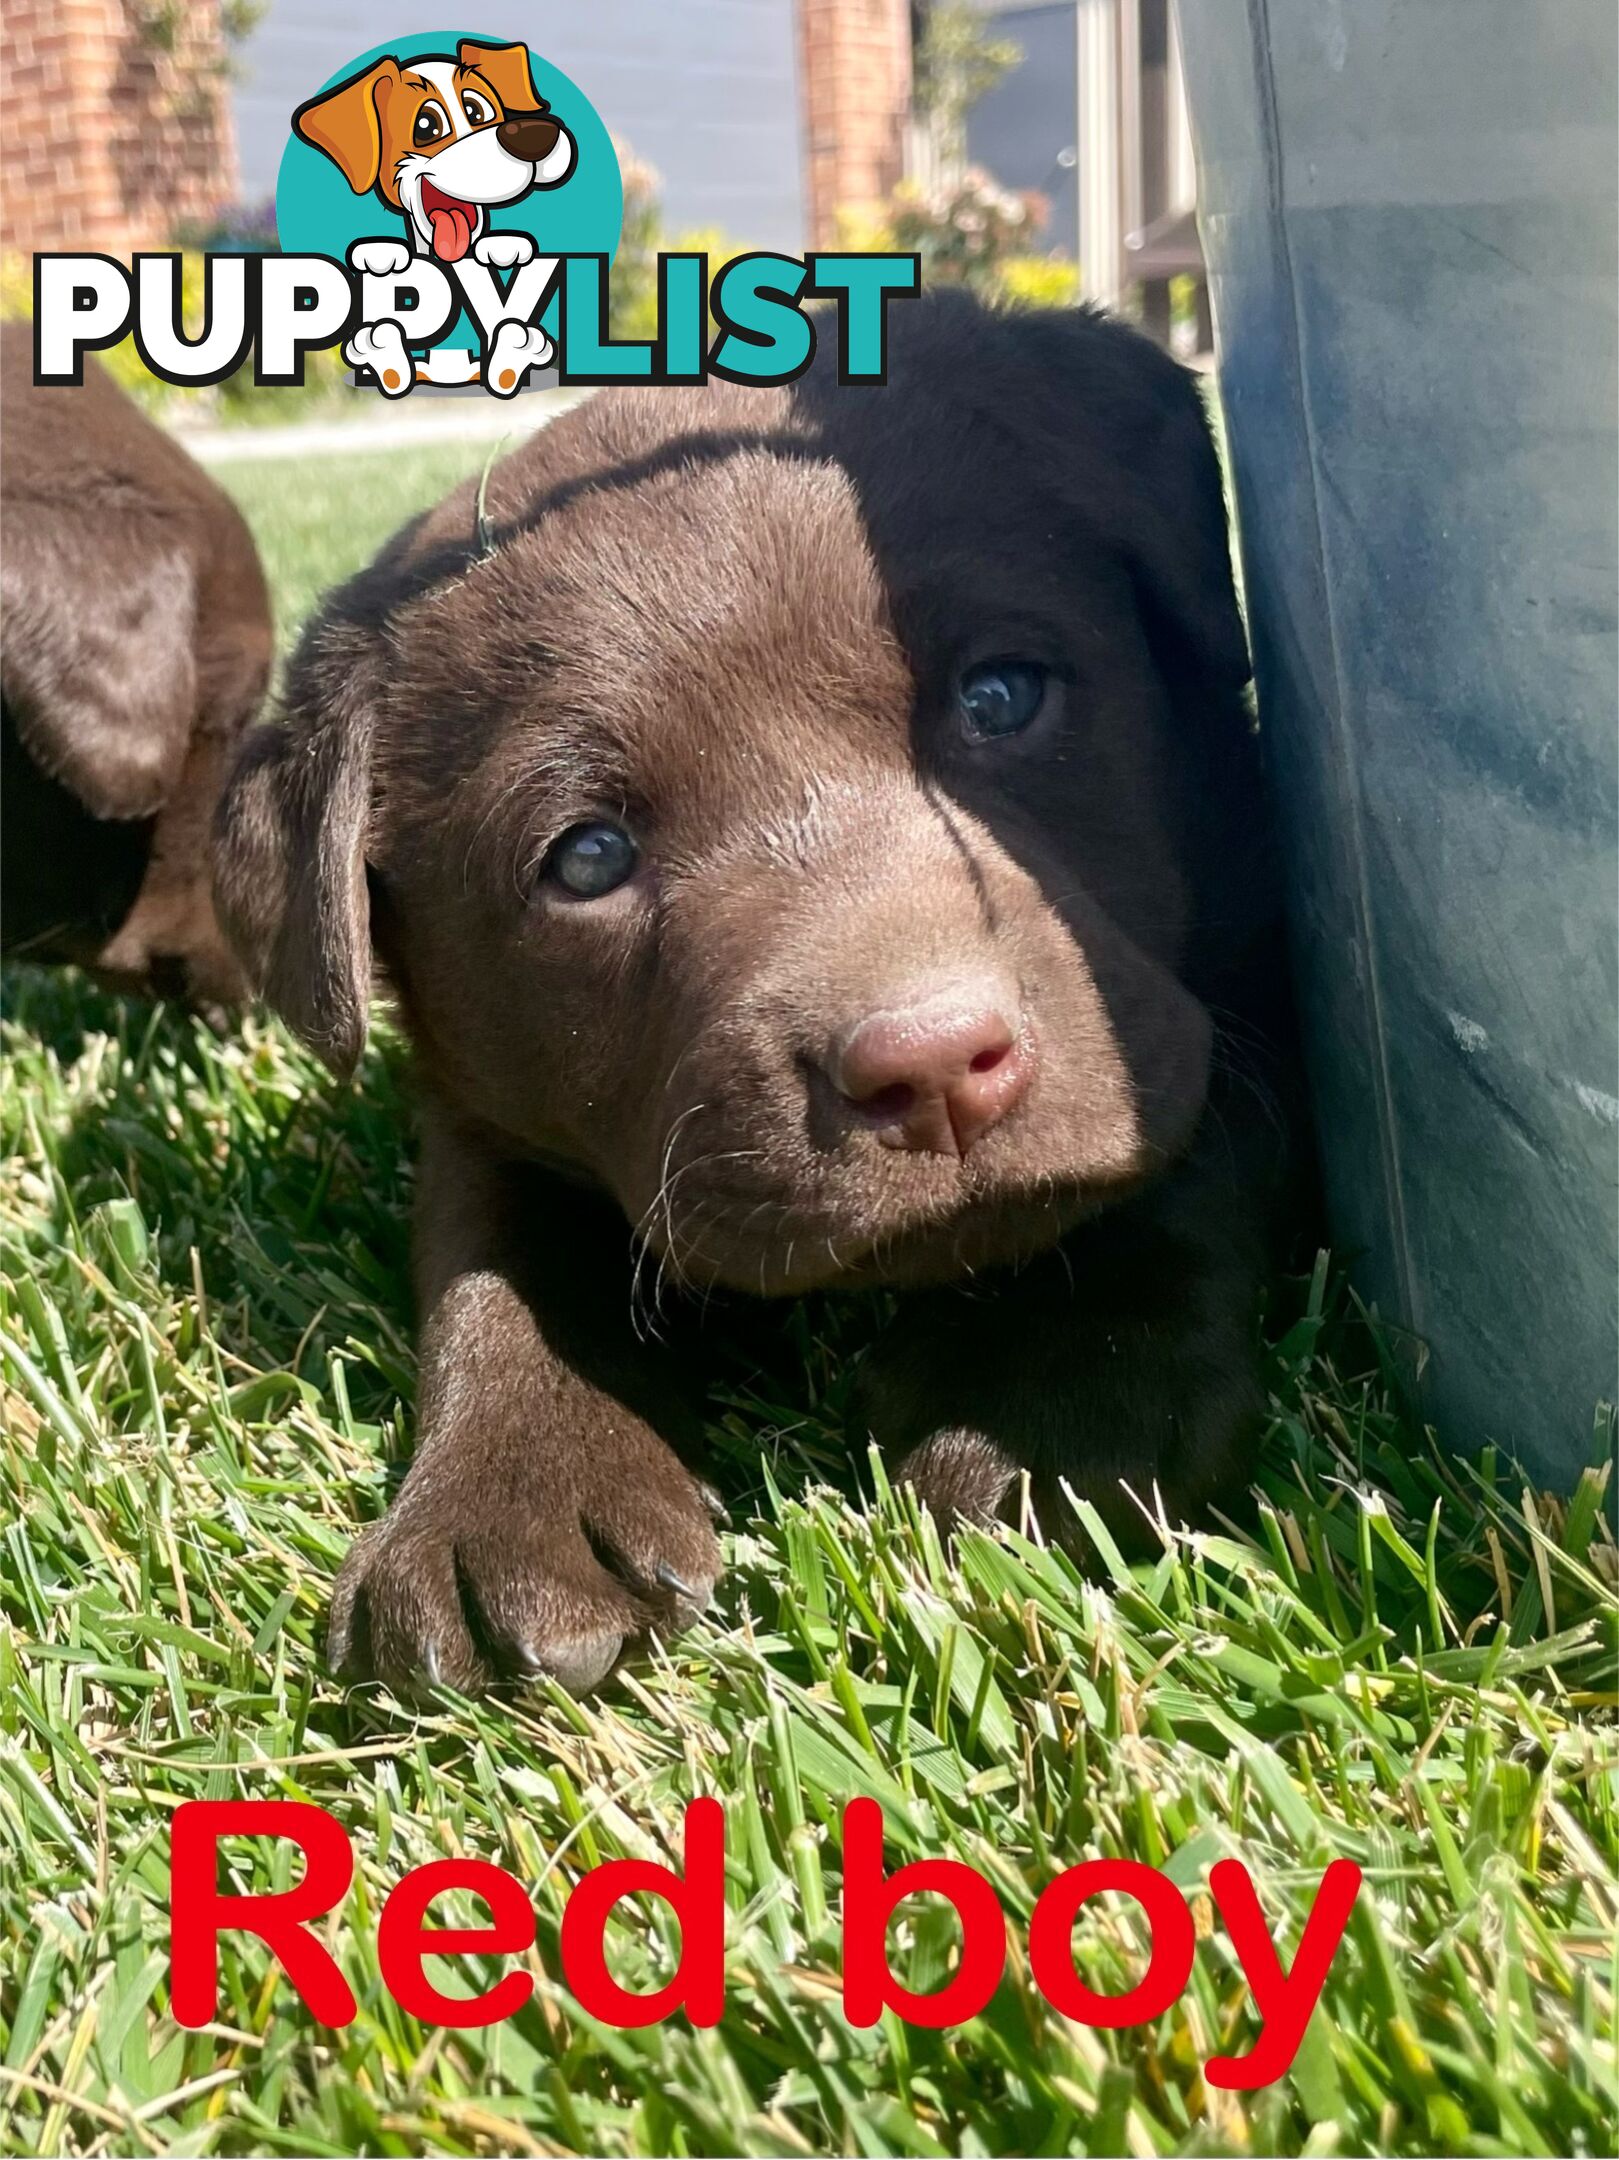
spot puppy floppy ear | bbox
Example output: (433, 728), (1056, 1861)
(214, 671), (374, 1077)
(992, 305), (1251, 691)
(1110, 367), (1251, 692)
(0, 505), (197, 818)
(457, 38), (539, 113)
(292, 58), (400, 195)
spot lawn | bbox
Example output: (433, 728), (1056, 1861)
(1, 436), (1616, 2160)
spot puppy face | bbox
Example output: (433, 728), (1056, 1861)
(219, 299), (1258, 1295)
(292, 41), (574, 262)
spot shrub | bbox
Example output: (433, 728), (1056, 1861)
(835, 173), (1078, 305)
(995, 254), (1082, 308)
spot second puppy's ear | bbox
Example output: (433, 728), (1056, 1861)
(214, 665), (374, 1078)
(0, 505), (197, 819)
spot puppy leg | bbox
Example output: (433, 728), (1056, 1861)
(328, 1106), (723, 1693)
(856, 1154), (1270, 1551)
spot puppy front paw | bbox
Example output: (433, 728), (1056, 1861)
(484, 319), (553, 394)
(472, 231), (536, 270)
(893, 1428), (1019, 1530)
(348, 239), (414, 278)
(343, 322), (414, 396)
(326, 1449), (723, 1695)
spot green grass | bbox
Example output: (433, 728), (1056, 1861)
(2, 440), (1616, 2159)
(220, 445), (497, 641)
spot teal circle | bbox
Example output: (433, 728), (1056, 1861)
(274, 30), (621, 351)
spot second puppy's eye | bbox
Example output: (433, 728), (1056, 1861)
(543, 821), (639, 899)
(957, 659), (1052, 740)
(460, 91), (494, 126)
(413, 102), (450, 145)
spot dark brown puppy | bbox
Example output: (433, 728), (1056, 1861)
(2, 326), (272, 1003)
(217, 293), (1304, 1693)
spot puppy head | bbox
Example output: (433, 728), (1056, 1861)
(292, 43), (573, 262)
(218, 297), (1257, 1293)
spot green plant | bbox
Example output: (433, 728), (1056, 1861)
(913, 2), (1022, 166)
(995, 253), (1082, 308)
(838, 171), (1060, 299)
(133, 0), (265, 90)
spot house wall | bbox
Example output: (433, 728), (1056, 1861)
(0, 0), (239, 258)
(797, 0), (911, 246)
(231, 0), (806, 250)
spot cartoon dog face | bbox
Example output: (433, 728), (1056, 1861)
(292, 39), (575, 263)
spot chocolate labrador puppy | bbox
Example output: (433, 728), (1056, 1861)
(2, 326), (271, 1002)
(217, 293), (1303, 1693)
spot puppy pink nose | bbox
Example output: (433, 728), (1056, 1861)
(830, 994), (1030, 1156)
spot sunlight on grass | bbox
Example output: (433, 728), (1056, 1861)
(220, 443), (497, 644)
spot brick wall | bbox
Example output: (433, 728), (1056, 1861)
(1, 0), (240, 259)
(798, 0), (913, 248)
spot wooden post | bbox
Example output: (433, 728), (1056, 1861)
(1076, 0), (1122, 306)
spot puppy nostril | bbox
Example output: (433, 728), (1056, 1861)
(853, 1080), (918, 1120)
(823, 990), (1031, 1156)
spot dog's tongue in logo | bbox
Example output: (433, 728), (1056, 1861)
(421, 178), (475, 263)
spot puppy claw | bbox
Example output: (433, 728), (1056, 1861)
(697, 1481), (730, 1525)
(655, 1561), (696, 1600)
(421, 1639), (443, 1687)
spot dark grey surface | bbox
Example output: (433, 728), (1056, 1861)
(1175, 0), (1618, 1483)
(965, 4), (1080, 263)
(232, 0), (805, 248)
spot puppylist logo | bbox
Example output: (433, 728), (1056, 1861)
(31, 29), (920, 397)
(283, 33), (600, 393)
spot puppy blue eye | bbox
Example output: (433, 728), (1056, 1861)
(545, 821), (638, 899)
(957, 660), (1050, 740)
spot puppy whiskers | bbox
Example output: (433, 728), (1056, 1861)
(630, 1102), (708, 1340)
(629, 1118), (769, 1336)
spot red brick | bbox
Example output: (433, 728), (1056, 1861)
(3, 0), (238, 256)
(797, 0), (910, 246)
